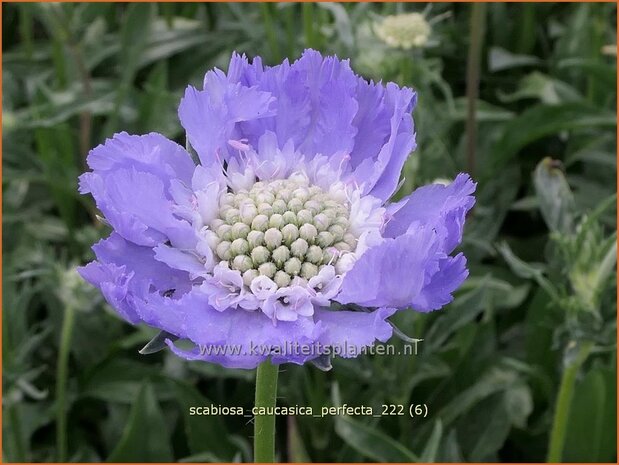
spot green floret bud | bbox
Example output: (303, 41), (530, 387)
(282, 211), (297, 226)
(216, 241), (232, 261)
(247, 230), (265, 249)
(290, 238), (309, 258)
(264, 228), (283, 249)
(257, 202), (273, 216)
(219, 192), (236, 207)
(239, 203), (258, 224)
(272, 246), (290, 267)
(251, 246), (270, 265)
(217, 224), (233, 241)
(278, 189), (292, 202)
(281, 224), (299, 244)
(306, 245), (323, 264)
(230, 238), (249, 256)
(232, 255), (253, 273)
(317, 231), (334, 248)
(242, 269), (259, 287)
(299, 223), (318, 242)
(231, 222), (250, 239)
(301, 262), (318, 280)
(284, 257), (302, 276)
(328, 224), (345, 241)
(304, 200), (322, 215)
(287, 198), (304, 213)
(251, 214), (269, 231)
(296, 209), (313, 225)
(258, 262), (277, 278)
(293, 187), (310, 202)
(224, 208), (240, 224)
(313, 213), (330, 232)
(334, 241), (351, 252)
(274, 270), (291, 288)
(210, 218), (225, 230)
(269, 214), (285, 229)
(272, 199), (287, 214)
(343, 232), (357, 248)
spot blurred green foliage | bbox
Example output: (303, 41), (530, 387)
(2, 2), (617, 462)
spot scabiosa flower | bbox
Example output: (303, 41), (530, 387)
(78, 49), (475, 369)
(374, 12), (432, 49)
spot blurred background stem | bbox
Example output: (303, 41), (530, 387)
(465, 3), (486, 178)
(547, 341), (594, 462)
(254, 361), (279, 463)
(55, 304), (75, 462)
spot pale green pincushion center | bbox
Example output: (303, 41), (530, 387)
(208, 178), (356, 288)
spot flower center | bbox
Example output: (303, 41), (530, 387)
(202, 175), (357, 289)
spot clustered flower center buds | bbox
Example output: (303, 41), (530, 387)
(204, 176), (356, 289)
(374, 12), (431, 49)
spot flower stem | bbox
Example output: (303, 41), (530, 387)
(254, 361), (279, 463)
(547, 341), (593, 462)
(465, 2), (486, 178)
(56, 304), (75, 462)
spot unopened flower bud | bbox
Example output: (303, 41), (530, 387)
(258, 262), (277, 278)
(264, 228), (283, 249)
(317, 231), (334, 248)
(313, 213), (330, 232)
(299, 223), (318, 242)
(272, 199), (287, 214)
(224, 208), (240, 224)
(247, 230), (264, 249)
(301, 262), (318, 280)
(296, 209), (313, 225)
(282, 211), (297, 226)
(230, 238), (249, 256)
(281, 224), (299, 244)
(257, 202), (273, 216)
(306, 245), (323, 264)
(272, 246), (290, 267)
(290, 238), (309, 258)
(233, 255), (253, 273)
(251, 214), (269, 231)
(242, 269), (259, 287)
(251, 246), (270, 265)
(274, 270), (291, 288)
(231, 222), (250, 239)
(269, 214), (284, 229)
(216, 241), (232, 260)
(240, 203), (258, 224)
(217, 224), (233, 241)
(284, 257), (302, 276)
(304, 200), (322, 215)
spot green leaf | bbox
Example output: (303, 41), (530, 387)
(491, 103), (616, 172)
(419, 420), (443, 462)
(108, 382), (173, 462)
(167, 379), (236, 460)
(503, 383), (533, 428)
(533, 157), (577, 234)
(488, 46), (541, 72)
(334, 415), (419, 463)
(563, 364), (617, 462)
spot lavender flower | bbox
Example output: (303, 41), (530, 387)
(78, 50), (475, 369)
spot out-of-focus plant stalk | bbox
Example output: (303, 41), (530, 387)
(547, 341), (593, 462)
(254, 361), (279, 463)
(56, 304), (76, 462)
(465, 3), (486, 178)
(261, 3), (280, 63)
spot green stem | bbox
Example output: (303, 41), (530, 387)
(547, 341), (593, 462)
(464, 3), (486, 178)
(261, 3), (280, 63)
(254, 361), (279, 463)
(56, 304), (76, 462)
